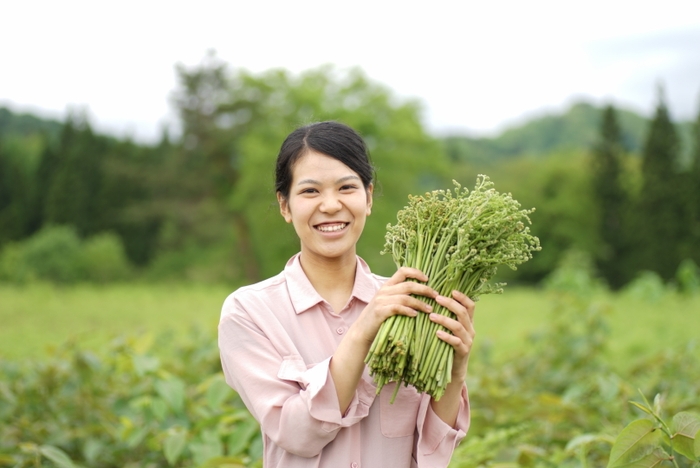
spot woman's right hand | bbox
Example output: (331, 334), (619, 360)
(352, 267), (438, 345)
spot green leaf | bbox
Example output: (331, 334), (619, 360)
(126, 425), (150, 449)
(611, 447), (670, 467)
(629, 401), (655, 417)
(156, 378), (186, 413)
(566, 433), (615, 452)
(81, 438), (103, 465)
(670, 412), (700, 460)
(190, 429), (223, 466)
(151, 397), (169, 421)
(607, 419), (663, 468)
(198, 456), (247, 467)
(248, 434), (264, 460)
(39, 445), (78, 468)
(694, 428), (700, 459)
(132, 354), (160, 376)
(163, 428), (188, 466)
(206, 377), (232, 410)
(227, 418), (259, 456)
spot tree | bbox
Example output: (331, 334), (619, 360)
(43, 114), (107, 236)
(688, 100), (700, 265)
(168, 54), (450, 281)
(0, 135), (44, 245)
(590, 105), (628, 288)
(635, 87), (685, 280)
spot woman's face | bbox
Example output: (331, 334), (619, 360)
(278, 150), (373, 265)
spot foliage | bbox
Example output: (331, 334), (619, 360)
(478, 150), (601, 284)
(607, 392), (700, 467)
(634, 89), (686, 281)
(591, 105), (629, 289)
(0, 107), (62, 141)
(2, 266), (699, 467)
(2, 66), (700, 288)
(171, 54), (450, 281)
(0, 330), (262, 468)
(0, 133), (44, 245)
(443, 101), (695, 164)
(0, 225), (132, 283)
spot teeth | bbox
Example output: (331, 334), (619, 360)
(317, 223), (347, 232)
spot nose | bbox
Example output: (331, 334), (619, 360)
(320, 193), (342, 213)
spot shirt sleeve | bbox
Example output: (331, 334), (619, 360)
(218, 294), (376, 458)
(415, 383), (470, 466)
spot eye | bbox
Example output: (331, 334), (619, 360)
(340, 184), (359, 191)
(299, 187), (318, 195)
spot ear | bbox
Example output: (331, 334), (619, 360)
(366, 183), (374, 216)
(277, 192), (292, 223)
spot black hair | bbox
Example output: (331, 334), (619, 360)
(275, 121), (375, 199)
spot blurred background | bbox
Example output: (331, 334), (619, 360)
(1, 1), (700, 467)
(1, 0), (699, 287)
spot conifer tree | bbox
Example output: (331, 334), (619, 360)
(636, 88), (684, 280)
(44, 114), (105, 236)
(689, 101), (700, 265)
(591, 105), (629, 287)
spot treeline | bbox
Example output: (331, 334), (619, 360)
(0, 54), (699, 287)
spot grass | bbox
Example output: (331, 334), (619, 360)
(461, 287), (699, 369)
(1, 282), (698, 366)
(0, 282), (233, 360)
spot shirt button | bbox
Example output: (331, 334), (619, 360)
(336, 327), (345, 335)
(351, 463), (358, 468)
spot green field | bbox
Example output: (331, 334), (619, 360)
(2, 282), (697, 367)
(3, 282), (698, 467)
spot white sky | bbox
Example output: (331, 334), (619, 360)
(1, 0), (699, 143)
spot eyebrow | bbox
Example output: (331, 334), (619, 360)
(296, 175), (361, 186)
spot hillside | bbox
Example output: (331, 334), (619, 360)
(443, 101), (695, 164)
(1, 102), (695, 165)
(0, 106), (63, 141)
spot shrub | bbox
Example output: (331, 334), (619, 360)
(676, 259), (700, 296)
(0, 225), (84, 283)
(81, 233), (132, 282)
(0, 226), (133, 284)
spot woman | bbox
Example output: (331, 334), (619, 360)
(219, 121), (475, 467)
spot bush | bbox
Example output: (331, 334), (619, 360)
(676, 259), (700, 296)
(0, 329), (262, 468)
(0, 226), (84, 283)
(82, 233), (132, 282)
(622, 270), (669, 302)
(0, 226), (133, 284)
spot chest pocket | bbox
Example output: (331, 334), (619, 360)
(379, 382), (422, 438)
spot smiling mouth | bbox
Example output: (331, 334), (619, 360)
(315, 223), (348, 232)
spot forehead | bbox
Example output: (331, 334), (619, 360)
(292, 150), (358, 182)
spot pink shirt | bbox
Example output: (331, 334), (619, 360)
(218, 254), (470, 468)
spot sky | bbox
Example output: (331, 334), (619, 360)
(2, 0), (699, 143)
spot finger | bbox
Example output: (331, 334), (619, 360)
(436, 328), (472, 349)
(435, 294), (469, 323)
(389, 281), (438, 300)
(376, 294), (434, 314)
(383, 266), (430, 286)
(451, 290), (476, 321)
(429, 312), (469, 339)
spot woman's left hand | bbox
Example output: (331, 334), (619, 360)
(430, 291), (476, 382)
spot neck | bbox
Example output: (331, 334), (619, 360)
(299, 251), (357, 312)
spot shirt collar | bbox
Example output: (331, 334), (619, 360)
(284, 253), (378, 314)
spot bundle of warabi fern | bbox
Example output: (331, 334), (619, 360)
(365, 175), (541, 402)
